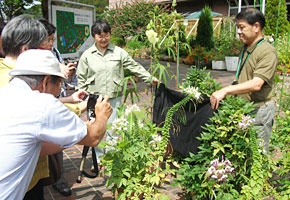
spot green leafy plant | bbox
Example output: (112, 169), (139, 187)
(174, 96), (274, 199)
(196, 6), (214, 50)
(212, 51), (225, 61)
(101, 105), (172, 199)
(182, 67), (221, 97)
(264, 0), (289, 37)
(102, 86), (201, 199)
(214, 18), (242, 56)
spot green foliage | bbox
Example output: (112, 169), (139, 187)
(264, 0), (289, 37)
(23, 4), (42, 18)
(126, 38), (145, 50)
(110, 35), (126, 47)
(214, 18), (242, 56)
(270, 34), (290, 69)
(69, 0), (108, 16)
(103, 0), (168, 41)
(101, 105), (174, 199)
(196, 6), (214, 50)
(182, 67), (221, 97)
(174, 96), (273, 199)
(0, 0), (33, 20)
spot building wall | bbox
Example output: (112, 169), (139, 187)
(108, 0), (229, 16)
(109, 0), (170, 8)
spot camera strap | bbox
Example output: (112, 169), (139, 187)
(231, 38), (265, 85)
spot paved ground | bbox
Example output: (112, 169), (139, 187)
(44, 59), (235, 200)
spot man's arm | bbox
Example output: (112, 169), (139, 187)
(59, 90), (88, 104)
(78, 95), (112, 147)
(40, 96), (112, 154)
(40, 142), (65, 156)
(210, 77), (264, 109)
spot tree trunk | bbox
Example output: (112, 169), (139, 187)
(41, 0), (48, 19)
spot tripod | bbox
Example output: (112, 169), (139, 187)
(76, 94), (100, 183)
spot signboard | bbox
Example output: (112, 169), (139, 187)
(51, 5), (94, 58)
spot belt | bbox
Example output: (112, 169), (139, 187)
(255, 99), (273, 108)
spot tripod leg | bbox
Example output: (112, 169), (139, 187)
(76, 146), (90, 183)
(91, 147), (99, 176)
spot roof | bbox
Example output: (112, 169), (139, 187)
(185, 11), (223, 19)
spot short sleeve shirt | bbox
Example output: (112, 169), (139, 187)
(238, 40), (278, 104)
(0, 78), (87, 200)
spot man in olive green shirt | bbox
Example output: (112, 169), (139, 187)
(210, 8), (278, 151)
(77, 19), (158, 165)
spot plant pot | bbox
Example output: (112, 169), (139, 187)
(212, 60), (226, 70)
(225, 56), (239, 72)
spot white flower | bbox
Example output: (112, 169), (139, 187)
(181, 86), (201, 100)
(207, 156), (234, 183)
(239, 115), (255, 129)
(125, 104), (141, 116)
(269, 37), (274, 43)
(146, 29), (158, 46)
(149, 134), (162, 147)
(112, 117), (128, 132)
(207, 166), (216, 175)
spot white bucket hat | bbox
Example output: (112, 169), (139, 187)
(9, 49), (66, 79)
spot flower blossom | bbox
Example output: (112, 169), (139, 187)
(146, 29), (158, 47)
(125, 104), (141, 116)
(239, 115), (255, 129)
(207, 156), (234, 183)
(112, 117), (128, 132)
(149, 134), (162, 147)
(181, 86), (201, 100)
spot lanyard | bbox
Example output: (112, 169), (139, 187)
(233, 38), (265, 83)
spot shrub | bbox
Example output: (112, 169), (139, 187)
(196, 6), (214, 50)
(110, 35), (126, 47)
(264, 0), (289, 37)
(103, 0), (169, 41)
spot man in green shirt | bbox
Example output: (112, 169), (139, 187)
(77, 19), (158, 166)
(210, 8), (278, 151)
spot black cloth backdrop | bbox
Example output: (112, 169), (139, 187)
(153, 83), (215, 157)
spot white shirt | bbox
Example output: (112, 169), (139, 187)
(0, 78), (87, 200)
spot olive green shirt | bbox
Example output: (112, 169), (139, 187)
(238, 40), (278, 105)
(77, 43), (152, 98)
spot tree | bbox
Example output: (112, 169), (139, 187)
(23, 4), (42, 19)
(0, 0), (34, 21)
(196, 6), (214, 49)
(41, 0), (108, 20)
(264, 0), (289, 37)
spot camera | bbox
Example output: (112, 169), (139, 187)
(87, 94), (99, 119)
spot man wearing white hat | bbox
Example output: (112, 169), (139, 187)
(0, 49), (112, 200)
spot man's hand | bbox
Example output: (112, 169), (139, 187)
(71, 90), (88, 102)
(152, 77), (159, 88)
(94, 95), (113, 120)
(210, 89), (227, 109)
(66, 62), (77, 76)
(78, 95), (112, 147)
(59, 62), (77, 77)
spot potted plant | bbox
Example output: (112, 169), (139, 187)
(212, 51), (226, 70)
(224, 39), (242, 72)
(225, 47), (240, 71)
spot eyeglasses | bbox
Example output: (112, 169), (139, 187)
(44, 37), (56, 43)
